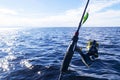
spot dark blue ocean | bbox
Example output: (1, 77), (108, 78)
(0, 27), (120, 80)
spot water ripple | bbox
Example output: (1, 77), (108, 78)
(0, 27), (120, 80)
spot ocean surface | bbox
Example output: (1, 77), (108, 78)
(0, 27), (120, 80)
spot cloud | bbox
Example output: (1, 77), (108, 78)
(0, 0), (120, 27)
(87, 9), (120, 27)
(89, 0), (120, 13)
(28, 0), (120, 27)
(0, 7), (82, 27)
(85, 0), (120, 27)
(0, 8), (18, 15)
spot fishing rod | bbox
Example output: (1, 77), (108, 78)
(77, 0), (90, 33)
(58, 0), (90, 80)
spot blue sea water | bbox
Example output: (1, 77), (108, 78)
(0, 27), (120, 80)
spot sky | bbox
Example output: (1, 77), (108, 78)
(0, 0), (120, 28)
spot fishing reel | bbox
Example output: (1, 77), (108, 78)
(86, 40), (99, 59)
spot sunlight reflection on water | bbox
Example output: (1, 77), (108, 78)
(20, 59), (33, 69)
(0, 28), (19, 71)
(0, 58), (9, 71)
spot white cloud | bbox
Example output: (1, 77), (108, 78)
(0, 0), (120, 27)
(0, 7), (81, 27)
(85, 0), (120, 27)
(89, 0), (120, 13)
(0, 8), (18, 15)
(86, 9), (120, 27)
